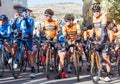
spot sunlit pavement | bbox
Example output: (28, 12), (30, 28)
(0, 61), (120, 84)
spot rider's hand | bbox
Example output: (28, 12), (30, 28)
(46, 35), (51, 40)
(53, 36), (57, 41)
(94, 41), (101, 45)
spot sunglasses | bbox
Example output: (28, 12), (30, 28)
(65, 19), (71, 22)
(93, 10), (100, 13)
(44, 14), (52, 17)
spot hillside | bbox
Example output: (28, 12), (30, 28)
(29, 3), (83, 22)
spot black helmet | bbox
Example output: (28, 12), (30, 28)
(92, 3), (101, 12)
(18, 7), (27, 13)
(64, 13), (74, 21)
(0, 14), (8, 21)
(44, 9), (54, 15)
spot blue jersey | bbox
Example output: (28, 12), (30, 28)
(59, 35), (65, 46)
(0, 22), (12, 38)
(20, 17), (34, 37)
(12, 18), (21, 34)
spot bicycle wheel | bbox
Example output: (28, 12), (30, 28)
(21, 49), (29, 72)
(46, 48), (51, 79)
(36, 49), (40, 73)
(73, 49), (80, 81)
(53, 50), (58, 73)
(117, 50), (120, 76)
(0, 49), (4, 77)
(90, 51), (101, 84)
(11, 49), (22, 79)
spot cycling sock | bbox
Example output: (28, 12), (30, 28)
(100, 70), (102, 77)
(67, 64), (71, 71)
(31, 67), (35, 73)
(106, 72), (110, 77)
(58, 69), (63, 74)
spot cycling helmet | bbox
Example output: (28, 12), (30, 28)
(18, 7), (27, 13)
(0, 14), (8, 21)
(44, 9), (54, 15)
(64, 13), (74, 21)
(92, 3), (101, 12)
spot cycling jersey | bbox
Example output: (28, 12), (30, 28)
(81, 29), (93, 40)
(20, 17), (34, 50)
(12, 18), (21, 30)
(62, 23), (80, 40)
(41, 20), (58, 39)
(0, 22), (12, 38)
(20, 17), (34, 38)
(93, 14), (109, 42)
(57, 35), (66, 51)
(107, 29), (115, 43)
(114, 29), (120, 43)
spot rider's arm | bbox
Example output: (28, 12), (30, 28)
(62, 26), (67, 36)
(100, 15), (108, 43)
(76, 24), (81, 35)
(7, 25), (12, 37)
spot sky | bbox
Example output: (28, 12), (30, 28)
(28, 0), (83, 7)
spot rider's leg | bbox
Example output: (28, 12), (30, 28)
(58, 51), (66, 71)
(4, 42), (12, 55)
(102, 52), (111, 82)
(67, 49), (72, 73)
(27, 40), (35, 78)
(11, 42), (18, 56)
(55, 51), (67, 79)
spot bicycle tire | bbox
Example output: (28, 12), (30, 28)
(73, 49), (80, 81)
(46, 48), (50, 79)
(90, 51), (101, 84)
(0, 49), (4, 77)
(36, 49), (40, 73)
(117, 50), (120, 76)
(21, 48), (29, 72)
(11, 49), (22, 79)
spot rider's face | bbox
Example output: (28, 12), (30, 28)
(65, 20), (73, 27)
(0, 19), (5, 26)
(45, 14), (52, 21)
(93, 10), (101, 18)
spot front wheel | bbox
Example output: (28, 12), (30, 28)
(46, 48), (51, 79)
(73, 50), (80, 81)
(117, 50), (120, 75)
(90, 51), (101, 84)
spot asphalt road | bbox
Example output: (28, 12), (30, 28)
(0, 60), (120, 84)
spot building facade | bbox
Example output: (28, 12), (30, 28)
(0, 0), (28, 18)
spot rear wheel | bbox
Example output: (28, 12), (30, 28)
(11, 49), (22, 79)
(0, 49), (4, 77)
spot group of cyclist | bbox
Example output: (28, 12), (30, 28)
(0, 2), (120, 83)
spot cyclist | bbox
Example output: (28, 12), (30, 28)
(40, 9), (59, 70)
(63, 14), (83, 73)
(0, 14), (13, 62)
(80, 26), (92, 71)
(12, 7), (35, 78)
(92, 3), (111, 82)
(54, 13), (83, 79)
(54, 34), (68, 79)
(113, 24), (120, 63)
